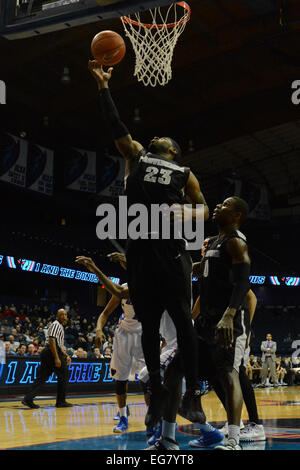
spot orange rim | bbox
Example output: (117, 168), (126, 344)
(121, 1), (191, 30)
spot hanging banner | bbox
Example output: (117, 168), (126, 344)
(65, 148), (97, 193)
(26, 143), (54, 196)
(97, 154), (125, 197)
(0, 132), (27, 187)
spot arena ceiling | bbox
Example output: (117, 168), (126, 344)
(1, 0), (300, 209)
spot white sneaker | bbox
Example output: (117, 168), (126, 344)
(219, 420), (244, 436)
(239, 423), (266, 442)
(215, 438), (242, 450)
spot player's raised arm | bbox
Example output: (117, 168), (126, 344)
(95, 294), (121, 349)
(88, 61), (143, 162)
(185, 171), (209, 222)
(75, 256), (129, 299)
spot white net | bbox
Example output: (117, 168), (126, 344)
(121, 2), (191, 87)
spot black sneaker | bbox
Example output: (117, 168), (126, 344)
(146, 437), (179, 451)
(178, 389), (206, 423)
(145, 385), (169, 427)
(22, 398), (40, 409)
(56, 402), (73, 408)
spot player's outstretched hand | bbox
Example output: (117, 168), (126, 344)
(88, 60), (113, 89)
(107, 252), (127, 270)
(75, 256), (97, 273)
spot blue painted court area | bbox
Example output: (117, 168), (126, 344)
(7, 421), (300, 451)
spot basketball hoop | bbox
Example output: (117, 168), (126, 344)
(120, 2), (191, 87)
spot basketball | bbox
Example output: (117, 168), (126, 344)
(91, 30), (126, 66)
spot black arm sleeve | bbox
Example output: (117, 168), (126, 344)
(228, 263), (250, 310)
(98, 88), (129, 140)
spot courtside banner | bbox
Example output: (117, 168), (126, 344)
(0, 132), (27, 187)
(97, 154), (125, 197)
(26, 143), (54, 196)
(65, 147), (97, 193)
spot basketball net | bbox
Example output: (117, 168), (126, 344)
(120, 2), (191, 87)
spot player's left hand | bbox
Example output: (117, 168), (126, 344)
(88, 60), (113, 88)
(215, 313), (234, 349)
(75, 256), (97, 273)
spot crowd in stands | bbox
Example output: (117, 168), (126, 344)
(1, 301), (300, 387)
(245, 354), (300, 387)
(0, 301), (117, 360)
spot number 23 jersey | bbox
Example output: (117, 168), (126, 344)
(125, 150), (190, 210)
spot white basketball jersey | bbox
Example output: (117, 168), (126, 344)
(119, 284), (142, 333)
(159, 311), (177, 350)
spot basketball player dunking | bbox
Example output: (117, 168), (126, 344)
(88, 61), (209, 427)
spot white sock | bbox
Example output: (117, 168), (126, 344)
(228, 424), (240, 444)
(119, 407), (127, 417)
(196, 422), (214, 433)
(162, 420), (176, 441)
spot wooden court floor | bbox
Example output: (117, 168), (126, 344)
(1, 386), (300, 450)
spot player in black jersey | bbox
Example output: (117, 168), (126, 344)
(195, 196), (251, 450)
(89, 61), (209, 427)
(153, 196), (251, 450)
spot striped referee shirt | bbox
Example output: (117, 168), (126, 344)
(45, 320), (65, 351)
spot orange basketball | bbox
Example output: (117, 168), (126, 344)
(91, 30), (126, 66)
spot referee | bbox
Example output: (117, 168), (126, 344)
(22, 309), (73, 409)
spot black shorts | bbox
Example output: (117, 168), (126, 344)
(196, 308), (250, 378)
(126, 238), (192, 321)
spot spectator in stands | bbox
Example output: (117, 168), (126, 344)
(37, 327), (45, 342)
(276, 357), (287, 385)
(80, 318), (89, 334)
(103, 347), (112, 359)
(0, 326), (6, 339)
(85, 334), (94, 353)
(281, 357), (295, 386)
(32, 338), (40, 353)
(65, 320), (78, 346)
(13, 326), (26, 344)
(26, 343), (38, 356)
(2, 319), (12, 336)
(17, 344), (27, 356)
(5, 341), (16, 356)
(24, 329), (34, 344)
(37, 346), (44, 355)
(72, 347), (87, 359)
(246, 354), (261, 384)
(8, 334), (19, 352)
(88, 347), (103, 359)
(13, 316), (22, 328)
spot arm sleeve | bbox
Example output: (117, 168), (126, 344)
(98, 88), (129, 140)
(228, 262), (251, 310)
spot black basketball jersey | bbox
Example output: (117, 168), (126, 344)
(198, 230), (250, 317)
(125, 149), (190, 240)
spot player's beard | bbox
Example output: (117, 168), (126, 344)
(148, 140), (169, 155)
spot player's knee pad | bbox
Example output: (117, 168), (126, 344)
(115, 380), (128, 396)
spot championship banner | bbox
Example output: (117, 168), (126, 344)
(26, 143), (54, 196)
(97, 154), (125, 197)
(65, 148), (96, 193)
(0, 132), (28, 187)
